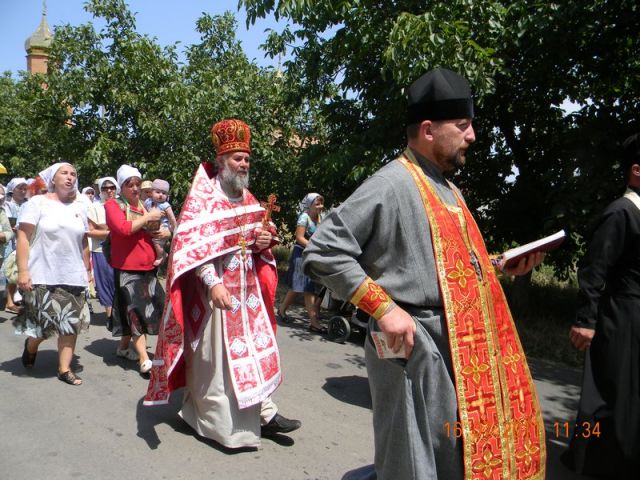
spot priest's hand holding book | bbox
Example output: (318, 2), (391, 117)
(494, 230), (566, 275)
(500, 251), (546, 276)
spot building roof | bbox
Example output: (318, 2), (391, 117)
(24, 2), (53, 53)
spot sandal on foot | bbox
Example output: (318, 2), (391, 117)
(58, 370), (82, 386)
(21, 338), (37, 369)
(5, 305), (22, 315)
(276, 310), (291, 324)
(309, 325), (328, 334)
(116, 347), (139, 361)
(140, 359), (152, 374)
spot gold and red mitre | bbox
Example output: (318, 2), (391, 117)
(211, 119), (251, 155)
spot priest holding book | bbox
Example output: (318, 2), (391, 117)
(303, 68), (546, 480)
(562, 132), (640, 478)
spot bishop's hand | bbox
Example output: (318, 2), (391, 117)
(254, 227), (272, 251)
(211, 283), (232, 310)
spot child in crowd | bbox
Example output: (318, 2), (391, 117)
(144, 179), (177, 266)
(140, 180), (153, 202)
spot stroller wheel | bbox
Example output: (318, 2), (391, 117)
(328, 316), (351, 343)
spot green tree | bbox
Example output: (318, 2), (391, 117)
(0, 0), (313, 226)
(241, 0), (640, 278)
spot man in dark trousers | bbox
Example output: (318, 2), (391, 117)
(563, 132), (640, 479)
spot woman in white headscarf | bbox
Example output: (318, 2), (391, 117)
(14, 162), (90, 386)
(0, 184), (15, 275)
(277, 192), (326, 332)
(86, 177), (119, 333)
(4, 177), (28, 314)
(105, 165), (167, 374)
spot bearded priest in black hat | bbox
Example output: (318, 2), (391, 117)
(303, 68), (546, 480)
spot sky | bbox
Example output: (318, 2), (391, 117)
(0, 0), (282, 75)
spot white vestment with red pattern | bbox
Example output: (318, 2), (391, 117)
(144, 162), (281, 411)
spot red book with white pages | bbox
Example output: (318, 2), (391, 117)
(498, 230), (566, 270)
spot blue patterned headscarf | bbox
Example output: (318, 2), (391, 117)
(299, 192), (321, 213)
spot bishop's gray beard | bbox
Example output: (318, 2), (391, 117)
(219, 166), (249, 197)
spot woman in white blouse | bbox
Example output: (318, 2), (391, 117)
(15, 162), (91, 386)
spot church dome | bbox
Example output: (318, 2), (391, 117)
(24, 10), (53, 53)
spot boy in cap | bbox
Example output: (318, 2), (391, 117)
(303, 68), (546, 479)
(144, 179), (176, 266)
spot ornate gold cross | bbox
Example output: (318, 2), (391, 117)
(238, 235), (248, 259)
(260, 193), (280, 228)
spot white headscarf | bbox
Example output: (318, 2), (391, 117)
(39, 162), (77, 192)
(116, 165), (141, 187)
(81, 186), (95, 195)
(299, 192), (321, 213)
(97, 176), (119, 192)
(97, 176), (120, 201)
(6, 177), (27, 194)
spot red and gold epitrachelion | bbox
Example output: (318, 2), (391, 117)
(395, 150), (546, 480)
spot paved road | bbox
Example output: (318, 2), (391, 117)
(0, 299), (585, 479)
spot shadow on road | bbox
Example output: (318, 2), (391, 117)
(84, 337), (154, 372)
(529, 357), (582, 387)
(135, 393), (296, 452)
(323, 375), (372, 409)
(0, 345), (84, 378)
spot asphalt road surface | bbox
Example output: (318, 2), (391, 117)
(0, 298), (585, 479)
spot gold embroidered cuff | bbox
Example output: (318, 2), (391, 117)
(350, 277), (393, 320)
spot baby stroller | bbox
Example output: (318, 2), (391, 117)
(319, 287), (370, 343)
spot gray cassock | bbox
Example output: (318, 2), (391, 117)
(303, 151), (465, 480)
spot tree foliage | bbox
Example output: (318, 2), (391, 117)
(0, 0), (310, 227)
(241, 0), (640, 276)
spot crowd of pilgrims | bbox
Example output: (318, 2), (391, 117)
(2, 163), (327, 387)
(1, 163), (175, 385)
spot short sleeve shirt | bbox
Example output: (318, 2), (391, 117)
(297, 212), (322, 239)
(87, 202), (107, 253)
(18, 195), (89, 286)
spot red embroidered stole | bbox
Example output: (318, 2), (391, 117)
(399, 151), (545, 480)
(144, 163), (281, 407)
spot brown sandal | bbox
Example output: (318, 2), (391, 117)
(5, 305), (22, 315)
(57, 370), (82, 386)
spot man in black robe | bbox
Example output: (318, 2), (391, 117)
(563, 132), (640, 478)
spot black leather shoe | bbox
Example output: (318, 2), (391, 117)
(261, 413), (301, 436)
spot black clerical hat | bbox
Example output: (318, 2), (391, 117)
(407, 68), (474, 124)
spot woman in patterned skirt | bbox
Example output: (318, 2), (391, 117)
(105, 165), (167, 375)
(15, 162), (90, 386)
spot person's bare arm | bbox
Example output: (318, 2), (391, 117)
(87, 219), (110, 240)
(166, 206), (177, 232)
(16, 223), (35, 291)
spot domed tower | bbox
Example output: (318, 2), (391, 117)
(24, 0), (53, 75)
